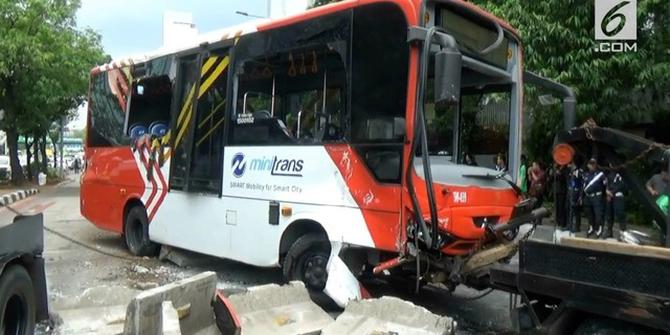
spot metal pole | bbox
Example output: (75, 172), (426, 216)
(267, 0), (271, 18)
(59, 116), (64, 178)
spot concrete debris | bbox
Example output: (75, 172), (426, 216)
(123, 271), (218, 335)
(117, 273), (457, 335)
(159, 245), (214, 268)
(160, 301), (182, 335)
(134, 281), (159, 290)
(322, 296), (456, 335)
(131, 265), (150, 274)
(224, 281), (334, 335)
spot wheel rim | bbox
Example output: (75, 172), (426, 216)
(3, 294), (26, 335)
(302, 254), (329, 290)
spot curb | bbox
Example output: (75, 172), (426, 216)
(0, 188), (39, 206)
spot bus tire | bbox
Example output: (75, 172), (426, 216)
(282, 233), (331, 291)
(124, 205), (159, 257)
(0, 265), (36, 335)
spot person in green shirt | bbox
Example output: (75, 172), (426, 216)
(518, 154), (528, 194)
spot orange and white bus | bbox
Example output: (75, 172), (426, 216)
(81, 0), (534, 305)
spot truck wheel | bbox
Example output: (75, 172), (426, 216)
(124, 206), (159, 257)
(282, 233), (331, 291)
(0, 265), (36, 335)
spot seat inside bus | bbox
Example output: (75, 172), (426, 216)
(126, 75), (172, 140)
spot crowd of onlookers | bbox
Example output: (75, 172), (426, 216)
(462, 151), (670, 239)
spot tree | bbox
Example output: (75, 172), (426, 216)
(469, 0), (670, 162)
(0, 0), (105, 183)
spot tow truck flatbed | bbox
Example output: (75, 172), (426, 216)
(489, 229), (670, 333)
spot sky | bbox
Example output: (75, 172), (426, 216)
(69, 0), (270, 129)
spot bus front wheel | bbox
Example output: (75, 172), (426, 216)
(124, 206), (159, 257)
(282, 233), (331, 291)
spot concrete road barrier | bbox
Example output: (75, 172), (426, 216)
(219, 281), (334, 335)
(322, 296), (456, 335)
(123, 271), (218, 335)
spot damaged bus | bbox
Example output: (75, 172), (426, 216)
(81, 0), (542, 305)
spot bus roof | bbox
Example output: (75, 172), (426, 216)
(90, 0), (519, 75)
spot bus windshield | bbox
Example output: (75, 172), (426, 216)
(425, 69), (512, 171)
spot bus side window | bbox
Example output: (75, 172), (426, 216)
(232, 43), (347, 145)
(350, 3), (409, 183)
(88, 69), (131, 147)
(126, 75), (172, 140)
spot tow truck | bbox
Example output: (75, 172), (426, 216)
(0, 212), (48, 334)
(484, 72), (670, 334)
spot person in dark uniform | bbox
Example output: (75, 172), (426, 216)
(605, 170), (626, 239)
(554, 163), (569, 229)
(567, 162), (584, 233)
(583, 158), (607, 238)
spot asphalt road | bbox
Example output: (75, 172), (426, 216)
(19, 178), (515, 334)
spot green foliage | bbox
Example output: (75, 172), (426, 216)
(0, 0), (106, 182)
(471, 0), (670, 162)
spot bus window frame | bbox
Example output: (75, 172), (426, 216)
(228, 10), (352, 147)
(168, 51), (203, 193)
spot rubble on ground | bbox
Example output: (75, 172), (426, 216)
(118, 272), (456, 335)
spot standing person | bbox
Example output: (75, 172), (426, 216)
(554, 163), (569, 229)
(528, 160), (547, 207)
(495, 154), (507, 173)
(73, 157), (81, 174)
(646, 168), (670, 198)
(517, 154), (528, 195)
(605, 170), (626, 239)
(567, 162), (584, 233)
(583, 158), (606, 238)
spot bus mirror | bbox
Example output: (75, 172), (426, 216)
(434, 48), (462, 105)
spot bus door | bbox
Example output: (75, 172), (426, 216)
(150, 48), (232, 255)
(169, 48), (230, 194)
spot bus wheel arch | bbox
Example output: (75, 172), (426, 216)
(279, 220), (331, 291)
(123, 199), (159, 257)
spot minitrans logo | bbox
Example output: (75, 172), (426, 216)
(231, 153), (246, 178)
(594, 0), (637, 52)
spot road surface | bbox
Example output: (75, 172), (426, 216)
(14, 178), (514, 334)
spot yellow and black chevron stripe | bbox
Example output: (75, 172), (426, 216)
(173, 55), (230, 149)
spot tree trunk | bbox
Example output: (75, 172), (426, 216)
(40, 134), (48, 173)
(25, 136), (33, 180)
(33, 135), (40, 180)
(6, 129), (24, 185)
(51, 135), (58, 169)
